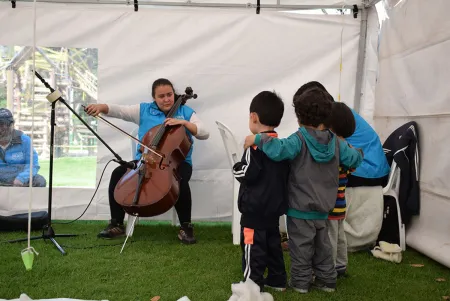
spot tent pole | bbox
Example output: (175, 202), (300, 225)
(365, 0), (381, 8)
(11, 0), (353, 10)
(353, 5), (368, 114)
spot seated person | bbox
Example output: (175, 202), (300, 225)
(0, 108), (46, 187)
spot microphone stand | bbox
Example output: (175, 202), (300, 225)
(7, 71), (133, 255)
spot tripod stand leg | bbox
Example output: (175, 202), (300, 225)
(6, 226), (77, 255)
(49, 237), (66, 255)
(7, 236), (44, 243)
(54, 234), (78, 238)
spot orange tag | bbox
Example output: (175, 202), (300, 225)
(243, 227), (254, 245)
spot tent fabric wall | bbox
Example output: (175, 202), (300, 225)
(0, 3), (377, 223)
(374, 0), (450, 268)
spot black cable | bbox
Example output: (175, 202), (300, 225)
(52, 159), (114, 225)
(58, 238), (158, 250)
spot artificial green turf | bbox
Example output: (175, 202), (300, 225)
(1, 221), (449, 301)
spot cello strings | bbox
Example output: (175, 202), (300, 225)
(153, 95), (183, 144)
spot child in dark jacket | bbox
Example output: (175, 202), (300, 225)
(232, 91), (290, 292)
(244, 88), (363, 293)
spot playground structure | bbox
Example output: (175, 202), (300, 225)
(0, 46), (98, 158)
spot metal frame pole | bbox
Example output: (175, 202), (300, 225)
(9, 0), (356, 10)
(353, 5), (368, 113)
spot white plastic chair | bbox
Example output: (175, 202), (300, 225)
(382, 161), (406, 251)
(216, 121), (243, 245)
(216, 121), (289, 245)
(126, 128), (178, 237)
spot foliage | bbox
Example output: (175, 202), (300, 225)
(0, 82), (6, 108)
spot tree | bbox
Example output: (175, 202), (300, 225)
(0, 82), (6, 108)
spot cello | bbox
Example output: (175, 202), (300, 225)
(113, 87), (198, 218)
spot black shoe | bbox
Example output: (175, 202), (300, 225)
(97, 220), (125, 239)
(264, 277), (287, 292)
(178, 222), (196, 244)
(337, 269), (348, 278)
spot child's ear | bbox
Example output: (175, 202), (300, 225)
(250, 112), (259, 123)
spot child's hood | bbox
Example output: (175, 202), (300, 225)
(299, 127), (336, 163)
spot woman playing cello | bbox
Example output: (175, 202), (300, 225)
(85, 78), (209, 244)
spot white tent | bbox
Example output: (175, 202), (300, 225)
(375, 0), (450, 268)
(0, 0), (448, 268)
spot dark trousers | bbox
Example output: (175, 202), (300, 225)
(240, 226), (287, 291)
(109, 161), (193, 225)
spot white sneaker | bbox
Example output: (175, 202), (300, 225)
(292, 287), (309, 294)
(264, 285), (286, 292)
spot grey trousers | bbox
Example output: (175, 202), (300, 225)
(327, 219), (348, 274)
(287, 217), (337, 290)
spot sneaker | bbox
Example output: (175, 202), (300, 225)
(312, 279), (336, 292)
(293, 287), (309, 294)
(288, 279), (309, 294)
(264, 284), (286, 292)
(337, 269), (348, 278)
(178, 222), (196, 244)
(264, 278), (287, 292)
(97, 220), (125, 239)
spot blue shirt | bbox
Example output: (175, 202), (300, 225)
(0, 130), (40, 183)
(136, 102), (195, 165)
(345, 110), (390, 179)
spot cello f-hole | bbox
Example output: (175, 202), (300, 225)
(159, 157), (166, 170)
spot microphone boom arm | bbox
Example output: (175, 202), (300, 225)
(33, 71), (163, 168)
(81, 106), (163, 159)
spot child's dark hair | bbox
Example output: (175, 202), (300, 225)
(294, 81), (335, 103)
(151, 78), (175, 98)
(327, 102), (356, 138)
(249, 91), (284, 127)
(293, 88), (332, 127)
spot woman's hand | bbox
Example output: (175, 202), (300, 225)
(165, 118), (198, 135)
(85, 104), (108, 116)
(244, 135), (256, 149)
(13, 179), (23, 186)
(164, 118), (187, 127)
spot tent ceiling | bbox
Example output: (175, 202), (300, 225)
(8, 0), (368, 9)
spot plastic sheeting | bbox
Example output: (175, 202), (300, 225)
(374, 0), (450, 268)
(0, 2), (369, 222)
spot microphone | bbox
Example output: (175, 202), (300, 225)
(113, 159), (137, 170)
